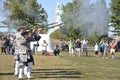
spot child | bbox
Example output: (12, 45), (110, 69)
(94, 43), (99, 57)
(104, 41), (109, 59)
(54, 45), (60, 56)
(110, 41), (116, 59)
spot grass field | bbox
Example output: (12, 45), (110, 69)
(0, 51), (120, 80)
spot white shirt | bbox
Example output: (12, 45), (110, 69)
(94, 44), (99, 51)
(42, 43), (48, 50)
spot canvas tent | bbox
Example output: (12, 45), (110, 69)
(30, 34), (54, 52)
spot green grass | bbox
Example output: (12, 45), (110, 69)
(0, 51), (120, 80)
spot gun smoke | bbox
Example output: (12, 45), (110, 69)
(62, 0), (109, 37)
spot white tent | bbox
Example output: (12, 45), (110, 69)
(30, 34), (54, 52)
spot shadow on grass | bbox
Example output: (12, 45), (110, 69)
(0, 68), (83, 79)
(32, 68), (82, 79)
(118, 57), (120, 59)
(33, 68), (75, 71)
(36, 76), (81, 78)
(0, 72), (13, 76)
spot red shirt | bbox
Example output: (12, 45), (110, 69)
(111, 43), (116, 49)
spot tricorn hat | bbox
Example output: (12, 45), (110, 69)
(17, 26), (26, 31)
(21, 31), (29, 36)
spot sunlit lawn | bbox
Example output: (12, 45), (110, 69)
(0, 51), (120, 80)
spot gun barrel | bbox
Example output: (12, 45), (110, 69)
(48, 23), (64, 29)
(47, 22), (58, 26)
(27, 22), (64, 33)
(41, 22), (58, 28)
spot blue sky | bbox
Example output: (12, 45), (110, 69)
(0, 0), (111, 24)
(37, 0), (73, 23)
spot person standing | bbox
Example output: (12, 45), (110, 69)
(2, 37), (7, 55)
(24, 30), (41, 79)
(42, 40), (48, 56)
(17, 31), (28, 80)
(14, 27), (25, 77)
(0, 37), (3, 53)
(103, 41), (109, 59)
(61, 38), (65, 51)
(32, 29), (41, 54)
(33, 41), (39, 54)
(99, 39), (105, 58)
(110, 40), (117, 59)
(81, 38), (88, 56)
(75, 39), (81, 56)
(68, 39), (74, 56)
(8, 34), (15, 55)
(94, 43), (99, 57)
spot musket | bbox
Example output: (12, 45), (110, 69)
(37, 22), (58, 32)
(26, 22), (64, 34)
(47, 23), (64, 29)
(37, 22), (64, 33)
(42, 22), (58, 28)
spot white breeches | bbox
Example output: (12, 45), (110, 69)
(27, 62), (33, 78)
(14, 61), (19, 75)
(18, 62), (33, 78)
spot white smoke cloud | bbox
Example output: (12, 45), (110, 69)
(78, 0), (109, 36)
(61, 0), (109, 37)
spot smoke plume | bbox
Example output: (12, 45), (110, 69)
(62, 0), (109, 37)
(78, 0), (109, 36)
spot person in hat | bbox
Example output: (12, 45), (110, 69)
(21, 30), (41, 79)
(16, 31), (29, 80)
(14, 27), (25, 77)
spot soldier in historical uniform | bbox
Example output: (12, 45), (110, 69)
(25, 29), (41, 79)
(14, 27), (41, 80)
(18, 31), (29, 80)
(20, 29), (41, 79)
(14, 27), (25, 77)
(15, 30), (28, 80)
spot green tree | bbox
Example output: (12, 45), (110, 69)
(110, 0), (120, 34)
(4, 0), (48, 29)
(61, 0), (82, 39)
